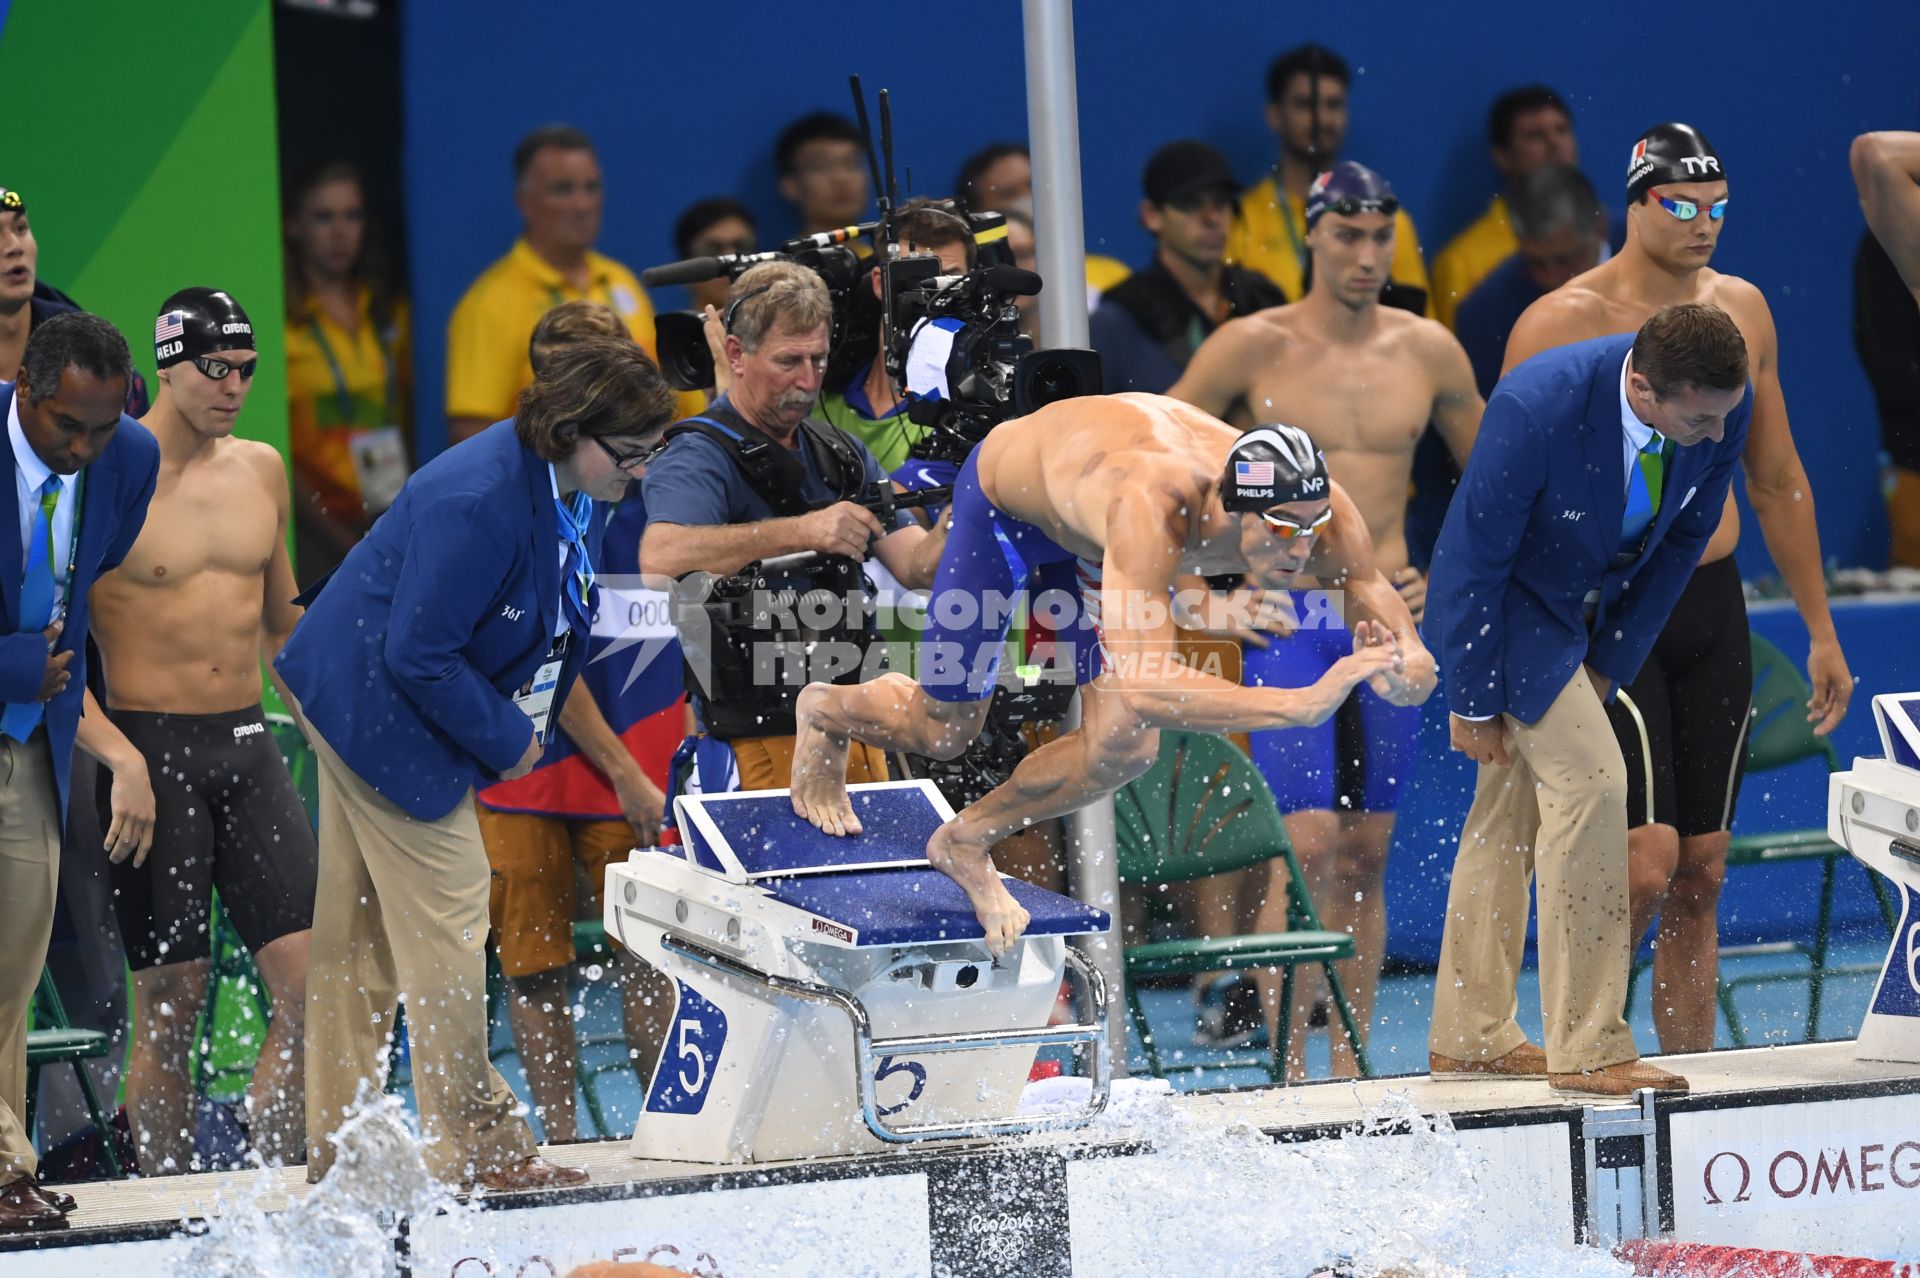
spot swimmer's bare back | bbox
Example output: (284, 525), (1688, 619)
(973, 392), (1242, 556)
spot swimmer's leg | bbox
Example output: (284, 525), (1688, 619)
(929, 680), (1159, 956)
(791, 677), (990, 836)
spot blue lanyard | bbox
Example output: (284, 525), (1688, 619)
(308, 311), (394, 425)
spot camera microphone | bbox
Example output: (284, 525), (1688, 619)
(781, 223), (880, 253)
(982, 265), (1042, 297)
(641, 251), (780, 288)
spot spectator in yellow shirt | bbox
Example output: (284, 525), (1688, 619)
(282, 161), (412, 585)
(446, 125), (696, 444)
(1227, 44), (1431, 314)
(1429, 86), (1579, 328)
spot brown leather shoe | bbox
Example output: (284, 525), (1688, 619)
(1429, 1041), (1548, 1079)
(32, 1178), (76, 1214)
(472, 1155), (589, 1193)
(0, 1177), (68, 1232)
(1549, 1058), (1690, 1098)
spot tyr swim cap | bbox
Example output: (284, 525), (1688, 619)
(1626, 123), (1725, 200)
(1304, 161), (1399, 228)
(1222, 424), (1330, 512)
(153, 287), (255, 369)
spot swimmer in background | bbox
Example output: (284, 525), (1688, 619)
(792, 401), (1433, 956)
(85, 288), (315, 1170)
(1172, 161), (1481, 1075)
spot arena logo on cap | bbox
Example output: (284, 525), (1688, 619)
(221, 321), (253, 336)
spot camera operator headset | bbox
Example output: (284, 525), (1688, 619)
(639, 261), (945, 794)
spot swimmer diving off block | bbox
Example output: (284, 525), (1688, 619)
(792, 394), (1437, 954)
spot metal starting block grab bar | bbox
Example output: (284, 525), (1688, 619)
(660, 935), (1112, 1143)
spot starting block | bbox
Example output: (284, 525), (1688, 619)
(1827, 693), (1920, 1062)
(605, 780), (1113, 1163)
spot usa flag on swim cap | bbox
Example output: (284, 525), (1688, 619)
(155, 312), (184, 343)
(1236, 459), (1274, 486)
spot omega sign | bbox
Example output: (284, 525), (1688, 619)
(1701, 1137), (1920, 1206)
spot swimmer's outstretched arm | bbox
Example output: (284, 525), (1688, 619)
(1305, 483), (1438, 706)
(1852, 131), (1920, 297)
(1096, 502), (1402, 733)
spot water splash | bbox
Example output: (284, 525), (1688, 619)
(175, 1089), (468, 1278)
(1046, 1081), (1630, 1278)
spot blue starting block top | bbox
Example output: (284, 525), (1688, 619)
(675, 781), (952, 883)
(668, 780), (1113, 944)
(763, 868), (1111, 946)
(1876, 694), (1920, 771)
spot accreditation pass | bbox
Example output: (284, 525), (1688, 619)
(512, 633), (570, 744)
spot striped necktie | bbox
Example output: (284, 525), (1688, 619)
(3, 478), (63, 742)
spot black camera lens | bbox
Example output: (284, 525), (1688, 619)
(1013, 347), (1103, 415)
(955, 964), (980, 989)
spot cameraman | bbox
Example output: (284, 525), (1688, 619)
(640, 262), (942, 790)
(818, 200), (976, 472)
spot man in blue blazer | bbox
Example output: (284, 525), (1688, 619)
(0, 313), (157, 1231)
(276, 334), (675, 1191)
(1425, 304), (1751, 1098)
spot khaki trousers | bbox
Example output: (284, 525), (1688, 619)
(1429, 668), (1639, 1074)
(0, 731), (59, 1184)
(305, 730), (534, 1185)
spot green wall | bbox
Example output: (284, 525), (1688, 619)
(0, 0), (288, 458)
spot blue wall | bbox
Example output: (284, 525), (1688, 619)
(403, 0), (1919, 572)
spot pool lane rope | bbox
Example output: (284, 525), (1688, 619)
(1616, 1239), (1920, 1277)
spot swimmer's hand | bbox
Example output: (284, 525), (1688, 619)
(1391, 567), (1428, 625)
(1449, 713), (1511, 768)
(1372, 640), (1438, 706)
(798, 501), (887, 560)
(502, 732), (543, 781)
(1805, 637), (1853, 737)
(102, 748), (157, 867)
(1296, 620), (1401, 726)
(702, 305), (731, 398)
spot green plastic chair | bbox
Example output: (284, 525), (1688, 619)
(1715, 633), (1898, 1043)
(26, 969), (124, 1177)
(1114, 730), (1370, 1081)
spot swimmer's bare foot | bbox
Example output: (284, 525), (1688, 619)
(927, 819), (1031, 958)
(791, 683), (862, 837)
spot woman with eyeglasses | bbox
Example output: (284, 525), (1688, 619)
(276, 332), (675, 1193)
(85, 286), (315, 1174)
(282, 161), (413, 586)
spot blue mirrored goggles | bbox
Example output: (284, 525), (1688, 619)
(1649, 188), (1728, 222)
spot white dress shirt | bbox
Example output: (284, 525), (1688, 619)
(1616, 353), (1660, 497)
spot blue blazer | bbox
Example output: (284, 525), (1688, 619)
(1428, 334), (1752, 725)
(0, 383), (158, 818)
(276, 420), (610, 820)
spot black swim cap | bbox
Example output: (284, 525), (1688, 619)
(1305, 161), (1398, 228)
(1222, 424), (1330, 513)
(0, 187), (24, 215)
(153, 287), (255, 369)
(1626, 123), (1725, 200)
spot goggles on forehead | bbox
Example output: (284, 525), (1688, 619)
(1260, 507), (1333, 539)
(1648, 188), (1727, 222)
